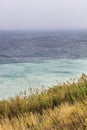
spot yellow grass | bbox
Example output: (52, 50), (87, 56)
(0, 74), (87, 130)
(0, 99), (87, 130)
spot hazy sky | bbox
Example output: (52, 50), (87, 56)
(0, 0), (87, 30)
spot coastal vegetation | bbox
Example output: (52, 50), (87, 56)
(0, 74), (87, 130)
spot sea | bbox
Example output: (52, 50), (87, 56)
(0, 30), (87, 99)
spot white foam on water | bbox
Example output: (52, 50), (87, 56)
(0, 59), (87, 99)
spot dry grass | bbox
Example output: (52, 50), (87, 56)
(0, 74), (87, 130)
(0, 100), (87, 130)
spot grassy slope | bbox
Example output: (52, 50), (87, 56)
(0, 74), (87, 130)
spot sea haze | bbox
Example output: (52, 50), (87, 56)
(0, 30), (87, 99)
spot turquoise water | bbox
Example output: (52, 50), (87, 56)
(0, 59), (87, 99)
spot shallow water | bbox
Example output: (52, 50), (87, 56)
(0, 59), (87, 99)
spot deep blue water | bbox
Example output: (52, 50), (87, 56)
(0, 30), (87, 99)
(0, 30), (87, 63)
